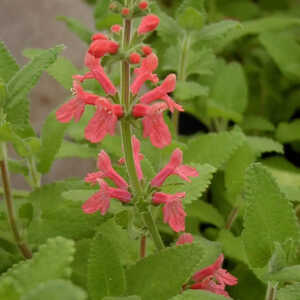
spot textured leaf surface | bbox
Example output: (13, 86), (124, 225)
(0, 237), (74, 293)
(126, 241), (220, 300)
(7, 45), (64, 108)
(175, 81), (209, 100)
(161, 164), (216, 205)
(37, 111), (69, 173)
(22, 279), (87, 300)
(0, 41), (19, 83)
(276, 120), (300, 143)
(185, 130), (244, 168)
(56, 140), (98, 159)
(247, 136), (283, 156)
(57, 16), (93, 44)
(0, 278), (20, 300)
(170, 289), (228, 300)
(242, 164), (300, 268)
(88, 232), (126, 300)
(241, 115), (274, 132)
(277, 284), (300, 300)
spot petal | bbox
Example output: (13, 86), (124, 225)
(148, 114), (171, 148)
(82, 191), (110, 215)
(176, 233), (194, 245)
(56, 98), (85, 123)
(152, 192), (169, 204)
(85, 171), (104, 185)
(109, 187), (131, 203)
(138, 14), (160, 34)
(163, 200), (186, 232)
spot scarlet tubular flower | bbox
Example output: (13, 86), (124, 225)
(82, 179), (131, 215)
(119, 136), (144, 180)
(129, 52), (141, 64)
(153, 192), (186, 232)
(84, 98), (123, 144)
(138, 14), (160, 34)
(88, 38), (119, 58)
(130, 53), (159, 95)
(92, 33), (108, 41)
(86, 150), (128, 189)
(140, 74), (183, 113)
(151, 148), (198, 187)
(139, 1), (148, 10)
(141, 45), (152, 56)
(111, 24), (122, 33)
(176, 233), (194, 245)
(74, 53), (117, 96)
(190, 254), (238, 298)
(56, 80), (98, 123)
(133, 103), (171, 148)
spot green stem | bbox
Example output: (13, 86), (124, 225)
(225, 207), (239, 230)
(27, 156), (41, 189)
(140, 234), (146, 258)
(265, 282), (278, 300)
(173, 33), (191, 136)
(0, 143), (32, 259)
(120, 17), (164, 251)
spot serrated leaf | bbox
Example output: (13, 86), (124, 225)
(22, 279), (87, 300)
(241, 115), (275, 132)
(170, 289), (228, 300)
(175, 0), (205, 18)
(178, 7), (204, 31)
(208, 60), (248, 123)
(161, 164), (216, 205)
(88, 232), (126, 300)
(6, 45), (64, 108)
(247, 136), (283, 156)
(242, 163), (300, 268)
(0, 41), (19, 83)
(185, 130), (245, 169)
(277, 283), (300, 300)
(126, 241), (220, 300)
(0, 237), (75, 293)
(276, 119), (300, 143)
(57, 16), (93, 44)
(37, 111), (69, 173)
(56, 140), (98, 159)
(175, 81), (209, 100)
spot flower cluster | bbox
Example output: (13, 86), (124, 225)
(176, 234), (238, 298)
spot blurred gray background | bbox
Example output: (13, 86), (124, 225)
(1, 0), (97, 187)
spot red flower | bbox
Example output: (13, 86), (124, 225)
(111, 24), (122, 33)
(141, 45), (152, 56)
(74, 53), (117, 96)
(133, 103), (171, 148)
(84, 97), (123, 143)
(139, 1), (148, 10)
(176, 233), (194, 245)
(82, 179), (131, 215)
(122, 7), (130, 16)
(151, 148), (198, 187)
(153, 192), (186, 232)
(129, 52), (141, 64)
(56, 80), (98, 123)
(88, 38), (119, 58)
(119, 136), (144, 180)
(190, 254), (238, 298)
(138, 14), (160, 34)
(86, 150), (128, 189)
(130, 53), (159, 95)
(140, 74), (183, 113)
(92, 33), (108, 41)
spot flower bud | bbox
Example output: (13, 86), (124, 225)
(129, 53), (141, 64)
(111, 24), (122, 33)
(122, 7), (130, 16)
(141, 45), (152, 56)
(138, 14), (160, 34)
(139, 1), (148, 10)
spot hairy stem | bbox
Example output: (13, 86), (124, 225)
(0, 143), (32, 259)
(265, 282), (278, 300)
(120, 17), (164, 251)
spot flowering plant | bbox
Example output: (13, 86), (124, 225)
(1, 0), (300, 299)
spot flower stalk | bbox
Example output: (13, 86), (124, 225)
(265, 282), (278, 300)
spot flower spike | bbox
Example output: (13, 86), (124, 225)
(153, 192), (186, 232)
(138, 14), (160, 34)
(133, 103), (171, 148)
(130, 53), (159, 95)
(56, 80), (98, 123)
(140, 74), (183, 113)
(84, 98), (123, 143)
(151, 148), (198, 187)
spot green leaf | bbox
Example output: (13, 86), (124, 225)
(242, 163), (300, 268)
(176, 0), (205, 18)
(57, 16), (93, 44)
(265, 265), (300, 282)
(178, 8), (204, 31)
(6, 45), (64, 108)
(0, 278), (20, 300)
(208, 60), (248, 123)
(259, 32), (300, 81)
(161, 164), (216, 205)
(247, 136), (283, 156)
(170, 289), (228, 300)
(126, 241), (220, 300)
(0, 237), (74, 293)
(37, 111), (69, 173)
(276, 119), (300, 143)
(56, 140), (98, 159)
(241, 115), (275, 132)
(87, 232), (126, 300)
(175, 81), (209, 100)
(277, 284), (300, 300)
(185, 130), (245, 169)
(22, 279), (87, 300)
(0, 41), (19, 83)
(104, 297), (140, 300)
(95, 14), (122, 30)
